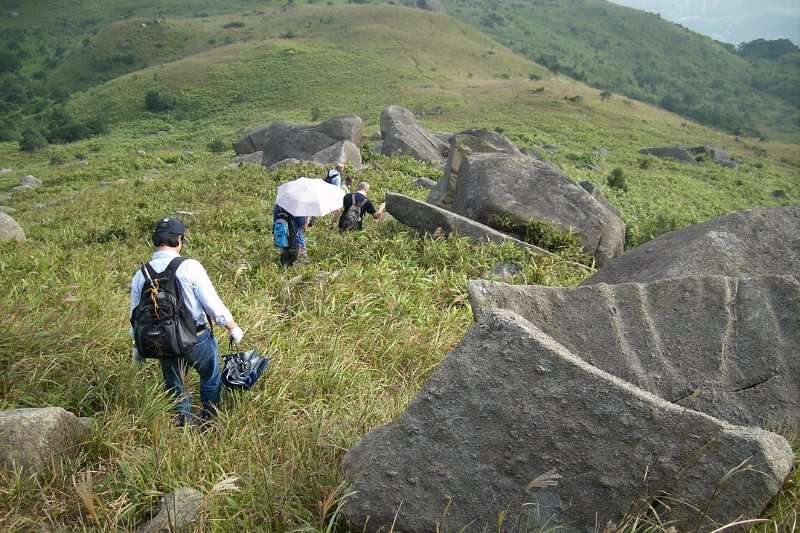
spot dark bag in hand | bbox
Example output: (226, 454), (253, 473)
(221, 347), (269, 390)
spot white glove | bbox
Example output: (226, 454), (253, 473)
(229, 325), (244, 345)
(132, 346), (144, 367)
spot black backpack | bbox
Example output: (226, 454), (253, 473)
(340, 193), (368, 231)
(131, 257), (197, 359)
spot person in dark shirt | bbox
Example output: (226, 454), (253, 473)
(338, 181), (385, 231)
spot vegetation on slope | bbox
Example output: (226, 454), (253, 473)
(0, 2), (797, 531)
(442, 0), (800, 142)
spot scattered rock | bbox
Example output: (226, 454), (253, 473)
(638, 147), (697, 164)
(386, 192), (552, 255)
(582, 204), (800, 285)
(427, 130), (520, 210)
(379, 105), (448, 164)
(136, 487), (202, 533)
(468, 275), (800, 429)
(415, 177), (437, 189)
(0, 407), (93, 474)
(452, 152), (625, 267)
(342, 310), (793, 532)
(0, 212), (25, 241)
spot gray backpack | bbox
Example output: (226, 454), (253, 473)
(340, 193), (368, 231)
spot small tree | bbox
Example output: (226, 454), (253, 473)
(145, 90), (176, 112)
(19, 128), (47, 152)
(600, 90), (612, 101)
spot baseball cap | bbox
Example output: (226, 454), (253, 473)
(153, 217), (185, 236)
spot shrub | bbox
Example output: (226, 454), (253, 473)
(48, 118), (107, 144)
(207, 139), (228, 154)
(223, 21), (245, 28)
(607, 167), (628, 191)
(19, 128), (47, 152)
(144, 90), (176, 112)
(600, 90), (612, 101)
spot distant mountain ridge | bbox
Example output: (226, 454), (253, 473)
(442, 0), (800, 142)
(0, 0), (798, 144)
(607, 0), (800, 45)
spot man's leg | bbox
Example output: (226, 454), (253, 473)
(186, 329), (221, 421)
(280, 248), (294, 266)
(160, 357), (193, 424)
(295, 246), (308, 264)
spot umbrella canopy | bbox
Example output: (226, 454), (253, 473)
(275, 177), (346, 217)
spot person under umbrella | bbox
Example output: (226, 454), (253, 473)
(273, 204), (310, 266)
(274, 177), (344, 265)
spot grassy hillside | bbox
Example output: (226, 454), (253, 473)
(0, 3), (797, 531)
(2, 0), (799, 143)
(442, 0), (800, 142)
(34, 4), (800, 248)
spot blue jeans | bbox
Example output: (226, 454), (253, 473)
(160, 329), (220, 424)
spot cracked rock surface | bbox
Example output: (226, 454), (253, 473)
(468, 275), (800, 429)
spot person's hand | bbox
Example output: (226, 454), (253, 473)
(132, 346), (144, 367)
(229, 325), (244, 345)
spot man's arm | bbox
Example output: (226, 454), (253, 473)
(371, 202), (386, 220)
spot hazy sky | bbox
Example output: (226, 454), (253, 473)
(606, 0), (800, 45)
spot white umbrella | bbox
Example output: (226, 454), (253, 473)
(275, 177), (346, 217)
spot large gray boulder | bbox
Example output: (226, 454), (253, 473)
(417, 0), (446, 13)
(690, 145), (738, 169)
(452, 152), (625, 267)
(386, 192), (552, 255)
(582, 204), (800, 285)
(341, 310), (793, 532)
(468, 275), (800, 429)
(379, 105), (447, 164)
(427, 130), (521, 210)
(638, 147), (697, 163)
(0, 407), (93, 474)
(310, 139), (361, 167)
(0, 212), (25, 241)
(232, 115), (363, 167)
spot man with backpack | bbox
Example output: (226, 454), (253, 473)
(324, 162), (345, 188)
(130, 217), (244, 426)
(338, 181), (385, 232)
(273, 204), (311, 266)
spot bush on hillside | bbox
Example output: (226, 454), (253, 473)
(207, 138), (228, 153)
(19, 128), (47, 152)
(607, 167), (628, 191)
(145, 90), (176, 112)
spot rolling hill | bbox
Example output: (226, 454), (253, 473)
(0, 3), (797, 531)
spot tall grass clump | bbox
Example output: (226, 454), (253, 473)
(490, 213), (594, 267)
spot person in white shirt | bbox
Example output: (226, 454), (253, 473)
(325, 162), (345, 187)
(130, 217), (243, 425)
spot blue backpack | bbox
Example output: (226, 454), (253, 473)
(273, 210), (296, 248)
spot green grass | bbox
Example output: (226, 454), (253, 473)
(0, 3), (797, 531)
